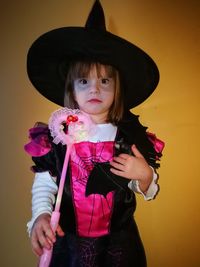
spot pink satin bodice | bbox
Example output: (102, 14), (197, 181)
(70, 141), (115, 237)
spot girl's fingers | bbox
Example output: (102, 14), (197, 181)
(31, 231), (44, 256)
(110, 167), (123, 176)
(115, 153), (130, 160)
(37, 229), (52, 250)
(111, 154), (130, 165)
(131, 145), (144, 158)
(110, 160), (125, 171)
(31, 227), (53, 255)
(110, 167), (130, 179)
(43, 224), (56, 243)
(56, 224), (65, 237)
(110, 154), (133, 172)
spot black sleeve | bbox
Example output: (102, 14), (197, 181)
(31, 140), (67, 178)
(31, 147), (57, 176)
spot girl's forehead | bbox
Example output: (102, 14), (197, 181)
(86, 65), (108, 77)
(72, 62), (115, 78)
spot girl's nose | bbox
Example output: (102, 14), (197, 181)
(89, 79), (99, 93)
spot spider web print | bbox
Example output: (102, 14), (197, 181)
(70, 141), (114, 237)
(106, 247), (123, 267)
(79, 238), (99, 267)
(78, 237), (123, 267)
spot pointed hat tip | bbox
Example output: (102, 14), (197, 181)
(85, 0), (106, 30)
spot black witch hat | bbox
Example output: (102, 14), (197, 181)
(27, 0), (159, 109)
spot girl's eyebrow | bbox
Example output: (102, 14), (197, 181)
(75, 76), (113, 79)
(75, 77), (89, 79)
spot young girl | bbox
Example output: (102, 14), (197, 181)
(25, 1), (164, 266)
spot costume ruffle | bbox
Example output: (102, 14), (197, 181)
(146, 132), (165, 158)
(24, 123), (51, 157)
(24, 123), (66, 176)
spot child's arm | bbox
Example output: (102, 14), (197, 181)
(27, 172), (57, 234)
(110, 144), (158, 198)
(28, 171), (64, 256)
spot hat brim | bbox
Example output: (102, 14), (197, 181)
(27, 27), (159, 108)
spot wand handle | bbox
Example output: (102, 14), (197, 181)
(38, 211), (60, 267)
(54, 144), (72, 212)
(38, 144), (72, 267)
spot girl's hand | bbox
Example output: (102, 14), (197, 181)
(30, 213), (65, 256)
(110, 144), (153, 192)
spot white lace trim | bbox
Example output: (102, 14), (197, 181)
(48, 108), (97, 145)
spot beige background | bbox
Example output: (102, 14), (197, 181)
(1, 0), (200, 266)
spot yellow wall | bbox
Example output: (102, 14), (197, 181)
(1, 0), (200, 266)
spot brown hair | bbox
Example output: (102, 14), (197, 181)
(64, 62), (124, 123)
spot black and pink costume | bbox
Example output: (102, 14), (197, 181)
(26, 111), (163, 267)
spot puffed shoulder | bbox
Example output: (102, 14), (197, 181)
(24, 122), (66, 176)
(24, 122), (52, 157)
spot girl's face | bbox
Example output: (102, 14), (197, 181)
(73, 65), (115, 124)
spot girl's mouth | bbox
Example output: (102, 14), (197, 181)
(88, 98), (102, 103)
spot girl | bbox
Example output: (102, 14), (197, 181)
(25, 1), (164, 266)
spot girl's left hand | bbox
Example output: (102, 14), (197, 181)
(110, 144), (153, 185)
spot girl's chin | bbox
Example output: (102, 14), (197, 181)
(85, 110), (107, 116)
(81, 106), (106, 115)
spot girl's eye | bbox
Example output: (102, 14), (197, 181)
(101, 78), (110, 84)
(79, 79), (88, 85)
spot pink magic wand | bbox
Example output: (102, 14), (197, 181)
(38, 108), (96, 267)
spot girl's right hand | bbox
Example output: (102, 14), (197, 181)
(30, 213), (65, 256)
